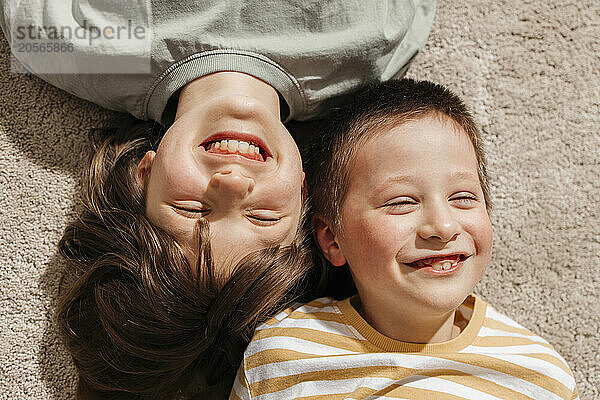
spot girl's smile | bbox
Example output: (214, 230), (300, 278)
(138, 73), (305, 277)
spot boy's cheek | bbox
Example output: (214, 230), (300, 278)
(347, 222), (393, 252)
(341, 228), (397, 271)
(470, 213), (494, 259)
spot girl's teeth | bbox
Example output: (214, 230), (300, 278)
(206, 139), (264, 160)
(227, 140), (239, 152)
(238, 141), (249, 154)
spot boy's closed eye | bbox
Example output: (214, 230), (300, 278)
(381, 192), (481, 213)
(382, 197), (419, 214)
(449, 192), (480, 209)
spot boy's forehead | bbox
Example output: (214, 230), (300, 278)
(349, 115), (477, 173)
(332, 112), (481, 200)
(355, 114), (470, 150)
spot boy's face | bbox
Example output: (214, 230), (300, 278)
(322, 115), (492, 320)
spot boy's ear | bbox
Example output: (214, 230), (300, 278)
(312, 213), (347, 267)
(136, 151), (156, 187)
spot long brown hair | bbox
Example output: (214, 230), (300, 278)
(57, 116), (313, 399)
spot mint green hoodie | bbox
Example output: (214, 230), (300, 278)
(1, 0), (434, 125)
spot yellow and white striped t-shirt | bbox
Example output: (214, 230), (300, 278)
(230, 294), (578, 400)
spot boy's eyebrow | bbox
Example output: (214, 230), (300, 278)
(371, 174), (418, 199)
(380, 174), (418, 186)
(371, 170), (480, 199)
(448, 170), (480, 182)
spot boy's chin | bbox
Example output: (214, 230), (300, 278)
(409, 290), (473, 315)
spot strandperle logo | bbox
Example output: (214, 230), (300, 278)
(14, 19), (147, 46)
(9, 0), (152, 74)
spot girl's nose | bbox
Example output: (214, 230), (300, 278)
(208, 170), (255, 200)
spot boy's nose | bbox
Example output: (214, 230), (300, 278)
(208, 169), (255, 200)
(417, 204), (460, 243)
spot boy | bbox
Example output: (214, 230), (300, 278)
(230, 79), (578, 400)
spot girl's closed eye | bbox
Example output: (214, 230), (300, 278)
(172, 206), (210, 218)
(247, 212), (282, 226)
(173, 206), (282, 226)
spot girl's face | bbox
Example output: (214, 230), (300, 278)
(138, 74), (304, 277)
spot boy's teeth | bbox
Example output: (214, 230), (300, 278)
(431, 260), (458, 271)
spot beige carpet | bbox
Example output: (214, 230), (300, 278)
(1, 1), (598, 399)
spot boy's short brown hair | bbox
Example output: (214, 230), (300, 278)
(307, 79), (490, 236)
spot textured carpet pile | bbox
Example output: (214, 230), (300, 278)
(0, 1), (598, 399)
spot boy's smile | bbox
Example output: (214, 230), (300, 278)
(319, 114), (493, 343)
(405, 253), (470, 273)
